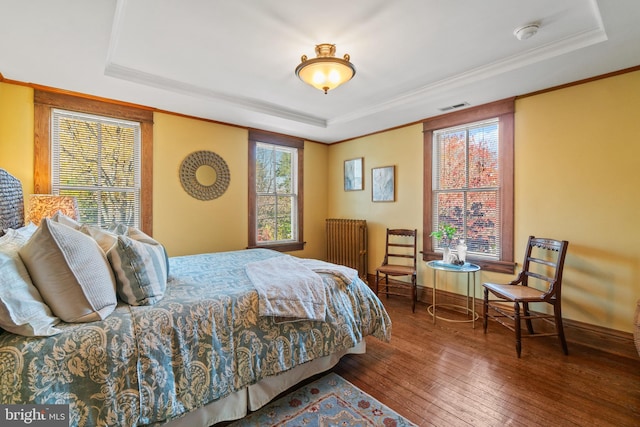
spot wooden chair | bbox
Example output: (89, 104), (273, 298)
(375, 228), (417, 312)
(483, 236), (569, 357)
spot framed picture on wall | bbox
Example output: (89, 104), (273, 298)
(344, 157), (363, 191)
(372, 165), (395, 202)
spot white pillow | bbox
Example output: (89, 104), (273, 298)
(51, 211), (81, 230)
(19, 219), (117, 323)
(14, 222), (38, 240)
(0, 229), (61, 336)
(84, 224), (168, 306)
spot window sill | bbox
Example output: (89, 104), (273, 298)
(248, 241), (305, 253)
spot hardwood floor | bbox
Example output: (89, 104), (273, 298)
(332, 297), (640, 427)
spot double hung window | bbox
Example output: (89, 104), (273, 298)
(34, 90), (153, 233)
(423, 98), (515, 273)
(248, 130), (304, 252)
(51, 109), (141, 228)
(432, 118), (500, 257)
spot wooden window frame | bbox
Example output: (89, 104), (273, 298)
(34, 90), (154, 235)
(422, 98), (515, 274)
(248, 129), (304, 252)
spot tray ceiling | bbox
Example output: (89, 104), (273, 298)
(1, 0), (639, 143)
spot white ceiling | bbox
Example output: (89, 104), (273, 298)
(1, 0), (639, 143)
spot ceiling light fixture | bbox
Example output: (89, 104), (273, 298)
(295, 43), (356, 94)
(513, 23), (540, 41)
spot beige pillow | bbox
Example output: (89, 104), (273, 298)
(19, 219), (117, 323)
(80, 224), (118, 253)
(0, 228), (61, 336)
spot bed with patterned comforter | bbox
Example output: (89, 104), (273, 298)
(0, 248), (391, 427)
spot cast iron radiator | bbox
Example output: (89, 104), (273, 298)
(326, 218), (368, 282)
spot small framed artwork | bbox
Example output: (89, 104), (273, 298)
(344, 157), (364, 191)
(372, 165), (395, 202)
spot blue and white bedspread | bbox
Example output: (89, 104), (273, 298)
(0, 249), (391, 426)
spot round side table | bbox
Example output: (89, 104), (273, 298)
(426, 260), (481, 328)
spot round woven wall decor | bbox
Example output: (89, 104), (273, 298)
(179, 150), (231, 200)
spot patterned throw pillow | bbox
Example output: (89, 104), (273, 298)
(84, 224), (168, 306)
(18, 219), (117, 323)
(0, 228), (61, 336)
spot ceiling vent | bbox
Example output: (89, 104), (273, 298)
(439, 102), (470, 112)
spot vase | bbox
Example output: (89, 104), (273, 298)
(442, 246), (451, 263)
(456, 239), (467, 263)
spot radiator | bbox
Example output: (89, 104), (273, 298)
(326, 218), (368, 282)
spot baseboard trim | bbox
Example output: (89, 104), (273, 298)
(366, 274), (638, 359)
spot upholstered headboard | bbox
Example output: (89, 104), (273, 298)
(0, 168), (25, 236)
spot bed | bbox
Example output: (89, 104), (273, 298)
(0, 168), (392, 427)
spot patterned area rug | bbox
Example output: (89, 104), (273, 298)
(228, 372), (416, 426)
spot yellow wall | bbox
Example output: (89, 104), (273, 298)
(327, 124), (424, 283)
(0, 83), (328, 260)
(300, 140), (329, 260)
(152, 113), (249, 256)
(327, 71), (640, 333)
(513, 72), (640, 332)
(1, 70), (638, 333)
(0, 83), (34, 191)
(153, 112), (329, 259)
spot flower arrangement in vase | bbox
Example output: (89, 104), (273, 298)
(430, 223), (457, 263)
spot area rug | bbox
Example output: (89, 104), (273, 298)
(228, 372), (416, 426)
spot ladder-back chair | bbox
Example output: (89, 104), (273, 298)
(483, 236), (569, 357)
(375, 228), (418, 312)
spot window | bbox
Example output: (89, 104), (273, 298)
(432, 118), (499, 256)
(423, 98), (515, 274)
(51, 109), (141, 228)
(34, 90), (154, 234)
(248, 130), (304, 252)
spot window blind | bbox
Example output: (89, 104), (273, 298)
(51, 109), (141, 228)
(432, 118), (500, 258)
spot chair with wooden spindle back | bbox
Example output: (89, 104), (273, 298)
(375, 228), (418, 312)
(483, 235), (569, 357)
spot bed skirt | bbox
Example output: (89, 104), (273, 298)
(160, 341), (366, 427)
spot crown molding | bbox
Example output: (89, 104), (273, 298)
(105, 0), (607, 130)
(104, 62), (327, 128)
(329, 26), (608, 126)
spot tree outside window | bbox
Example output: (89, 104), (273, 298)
(255, 142), (296, 243)
(432, 119), (500, 257)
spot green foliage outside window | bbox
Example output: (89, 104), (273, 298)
(256, 143), (296, 243)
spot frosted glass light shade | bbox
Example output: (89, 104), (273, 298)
(296, 44), (356, 94)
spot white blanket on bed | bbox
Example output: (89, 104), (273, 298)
(245, 256), (358, 322)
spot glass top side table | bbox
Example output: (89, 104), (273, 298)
(426, 260), (481, 328)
